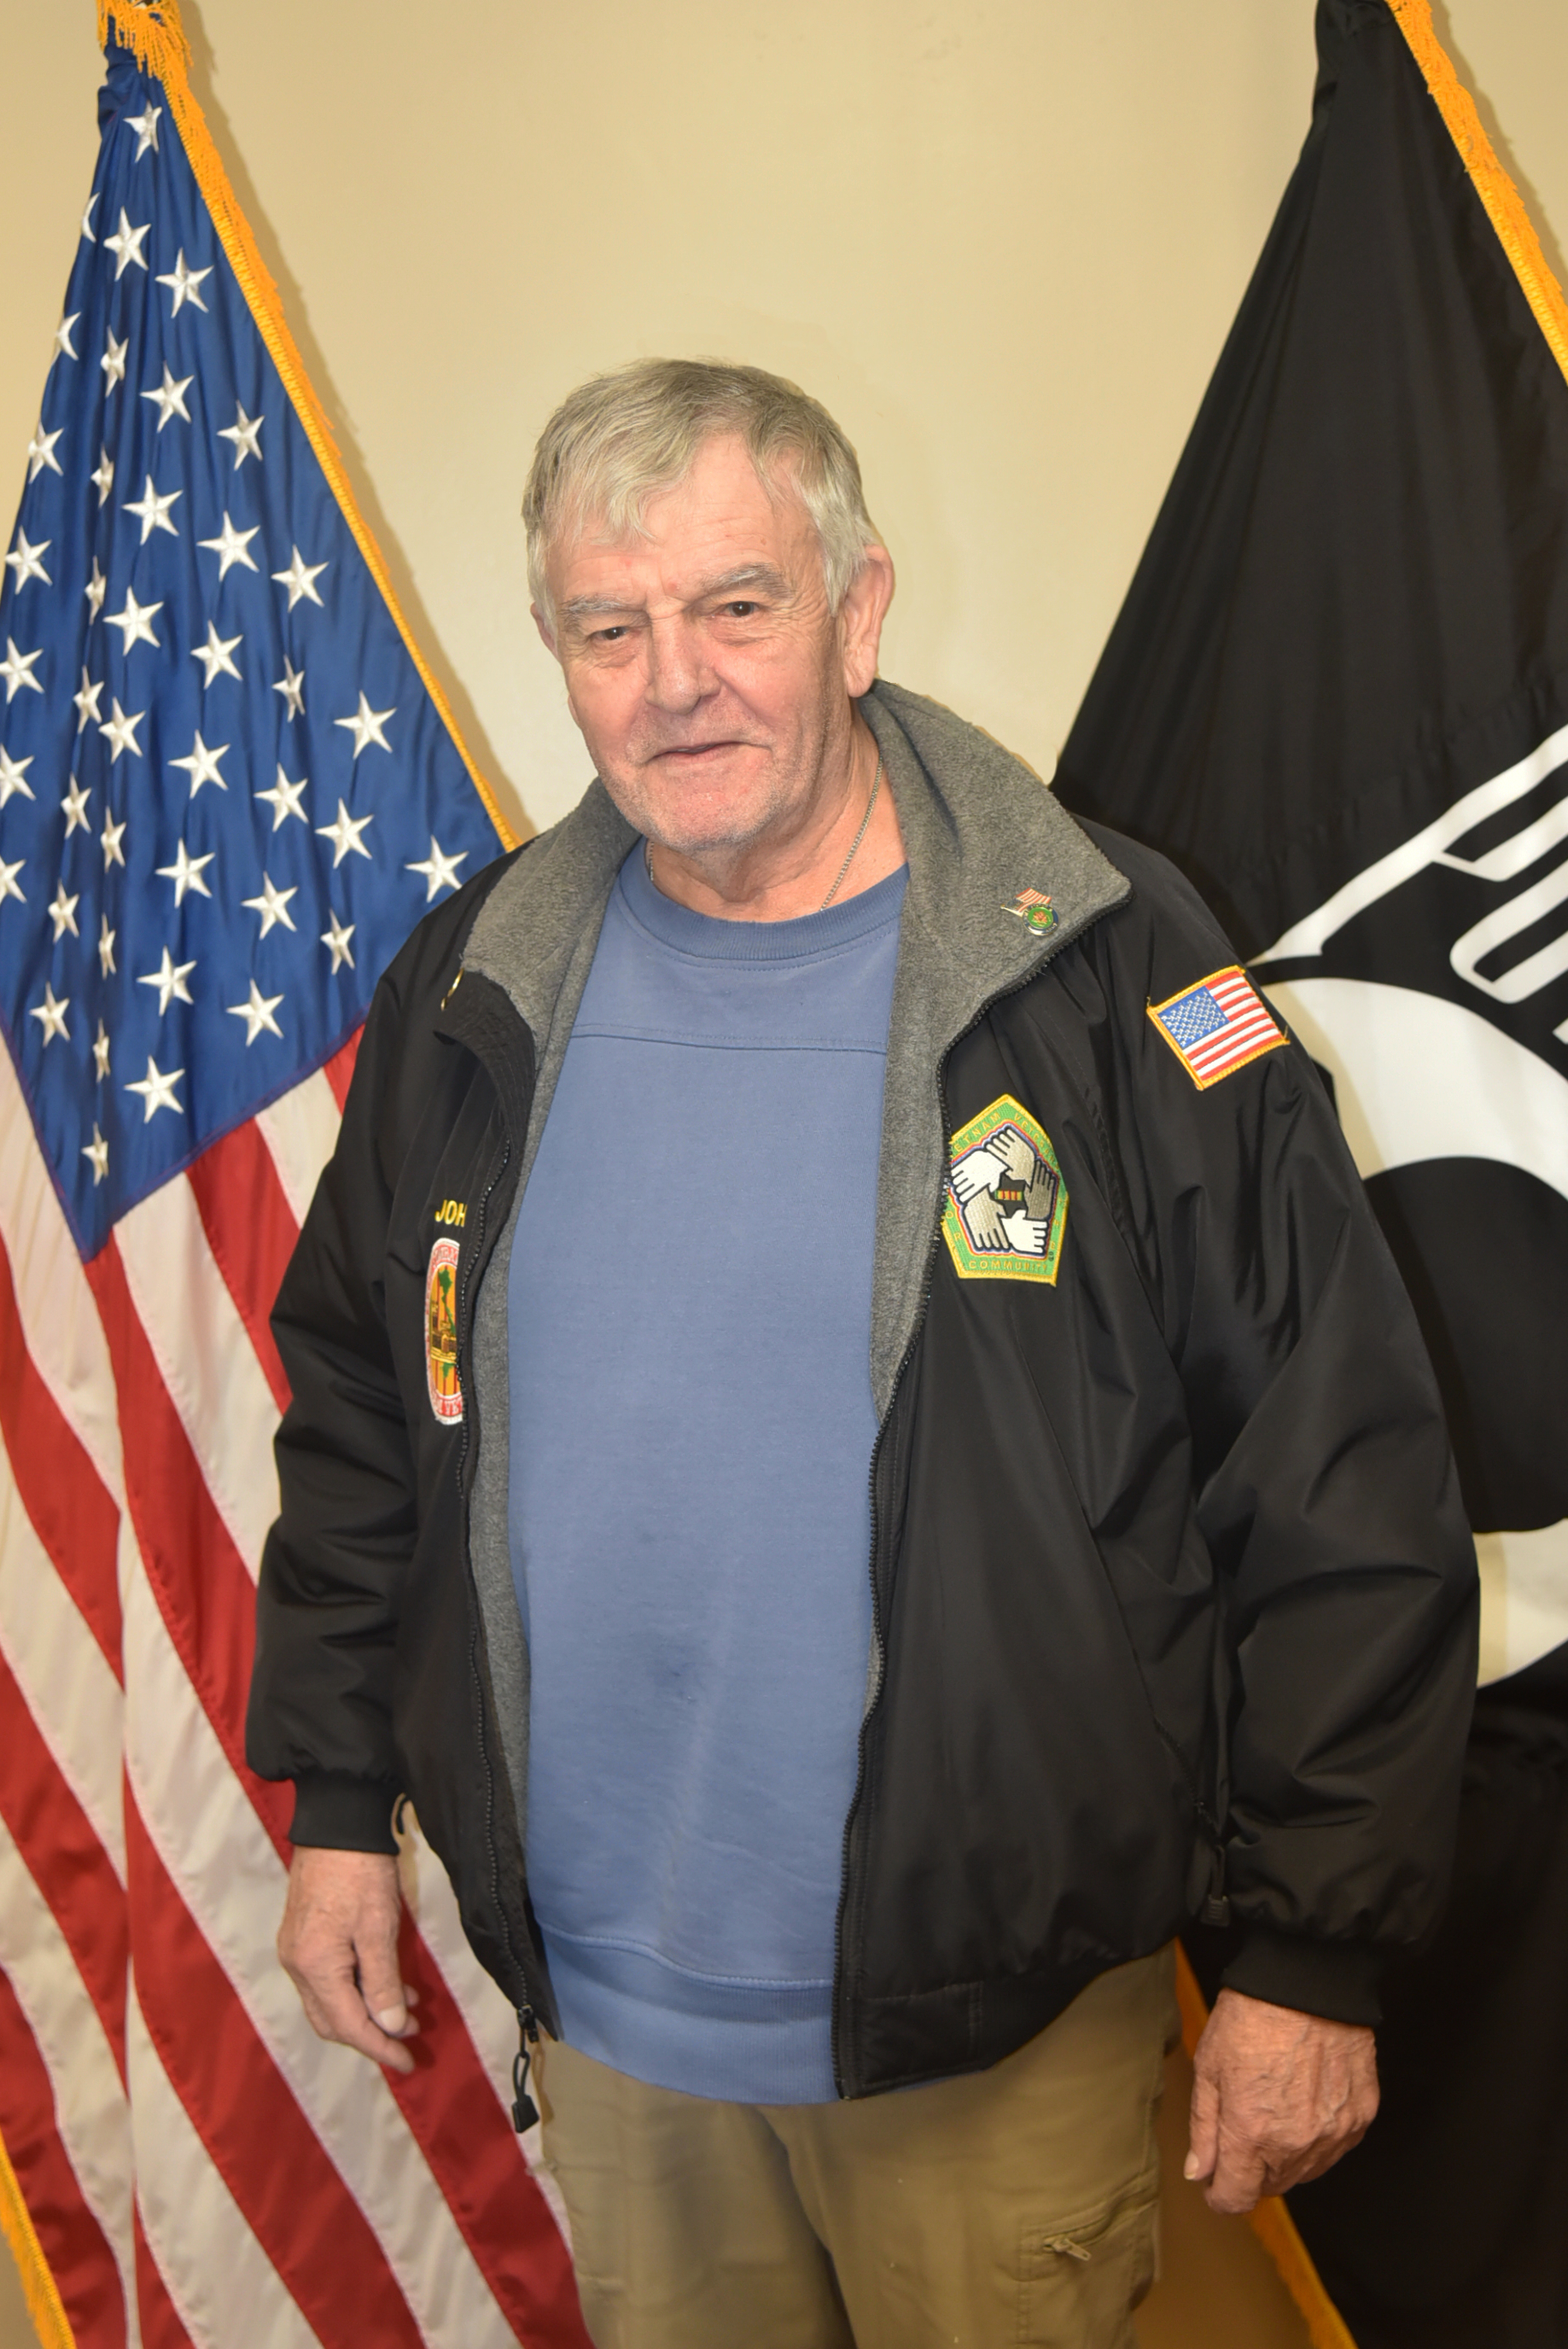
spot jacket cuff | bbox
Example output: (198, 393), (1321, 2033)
(289, 1772), (401, 1855)
(1221, 1927), (1383, 2026)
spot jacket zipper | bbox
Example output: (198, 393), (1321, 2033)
(831, 976), (1038, 2097)
(1195, 1798), (1231, 1926)
(1148, 1714), (1228, 1923)
(830, 1198), (944, 2096)
(828, 923), (1215, 2093)
(511, 2005), (541, 2131)
(456, 1129), (543, 2079)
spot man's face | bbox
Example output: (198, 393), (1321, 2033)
(536, 434), (883, 856)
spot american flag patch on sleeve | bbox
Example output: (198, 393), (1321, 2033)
(1146, 965), (1285, 1088)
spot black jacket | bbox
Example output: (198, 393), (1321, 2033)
(247, 682), (1478, 2096)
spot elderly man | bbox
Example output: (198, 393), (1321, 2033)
(248, 359), (1476, 2348)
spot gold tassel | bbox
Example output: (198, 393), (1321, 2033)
(1390, 0), (1568, 388)
(0, 2129), (76, 2349)
(1175, 1945), (1360, 2349)
(96, 0), (189, 78)
(96, 0), (516, 848)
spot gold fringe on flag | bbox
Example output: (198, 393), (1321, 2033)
(1174, 1946), (1360, 2349)
(0, 2129), (76, 2349)
(96, 0), (518, 848)
(1390, 0), (1568, 389)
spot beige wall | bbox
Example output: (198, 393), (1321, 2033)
(6, 0), (1565, 842)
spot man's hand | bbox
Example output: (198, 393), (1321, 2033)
(278, 1847), (419, 2075)
(1186, 1987), (1378, 2214)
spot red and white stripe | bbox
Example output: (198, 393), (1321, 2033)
(0, 1032), (589, 2347)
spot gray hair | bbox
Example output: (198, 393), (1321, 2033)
(523, 358), (882, 624)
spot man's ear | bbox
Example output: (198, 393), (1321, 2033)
(838, 545), (895, 700)
(531, 602), (560, 662)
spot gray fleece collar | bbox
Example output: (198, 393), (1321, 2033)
(862, 680), (1128, 1008)
(858, 682), (1130, 1407)
(463, 677), (1130, 1408)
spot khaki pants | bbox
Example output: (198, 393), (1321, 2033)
(536, 1947), (1178, 2349)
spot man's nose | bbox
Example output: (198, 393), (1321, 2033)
(643, 615), (712, 713)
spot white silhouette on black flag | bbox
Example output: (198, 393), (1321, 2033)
(1057, 3), (1568, 2340)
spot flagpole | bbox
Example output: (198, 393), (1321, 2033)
(0, 2130), (73, 2349)
(1390, 0), (1568, 386)
(95, 0), (519, 850)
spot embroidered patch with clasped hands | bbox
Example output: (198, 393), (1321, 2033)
(941, 1095), (1068, 1284)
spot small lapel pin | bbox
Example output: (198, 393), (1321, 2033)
(1004, 887), (1057, 932)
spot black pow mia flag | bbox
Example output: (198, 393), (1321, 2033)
(1056, 3), (1568, 2341)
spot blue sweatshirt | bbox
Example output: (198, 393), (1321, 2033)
(507, 848), (906, 2101)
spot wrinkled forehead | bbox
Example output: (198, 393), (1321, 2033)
(554, 431), (816, 565)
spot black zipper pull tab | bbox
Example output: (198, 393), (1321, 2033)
(1199, 1839), (1232, 1929)
(510, 2008), (540, 2133)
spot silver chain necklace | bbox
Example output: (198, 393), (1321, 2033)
(818, 755), (883, 912)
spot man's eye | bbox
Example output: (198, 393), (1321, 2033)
(590, 625), (630, 644)
(721, 601), (761, 618)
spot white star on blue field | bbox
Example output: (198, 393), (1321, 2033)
(0, 41), (504, 1256)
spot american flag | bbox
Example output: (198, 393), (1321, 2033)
(0, 12), (587, 2345)
(1146, 964), (1285, 1091)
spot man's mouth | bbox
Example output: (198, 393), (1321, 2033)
(649, 740), (752, 764)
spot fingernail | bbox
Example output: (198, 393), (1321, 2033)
(1183, 2157), (1199, 2180)
(373, 2005), (408, 2035)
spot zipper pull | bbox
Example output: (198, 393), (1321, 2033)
(1199, 1840), (1232, 1929)
(510, 2008), (540, 2133)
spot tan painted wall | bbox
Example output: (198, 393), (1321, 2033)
(6, 2), (1565, 842)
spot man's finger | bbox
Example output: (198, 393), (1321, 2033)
(1185, 2066), (1219, 2183)
(292, 1967), (417, 2074)
(1204, 2129), (1270, 2218)
(350, 1899), (416, 2043)
(374, 1982), (422, 2035)
(284, 1944), (418, 2070)
(332, 2013), (417, 2074)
